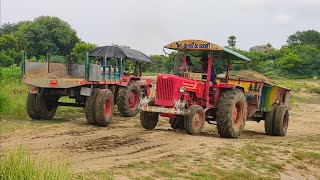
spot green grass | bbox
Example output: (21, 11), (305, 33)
(216, 143), (282, 176)
(78, 154), (266, 180)
(0, 146), (73, 179)
(293, 151), (320, 165)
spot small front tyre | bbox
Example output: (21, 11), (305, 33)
(184, 105), (205, 135)
(140, 111), (159, 130)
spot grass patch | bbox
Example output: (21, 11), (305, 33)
(293, 151), (320, 165)
(78, 154), (265, 179)
(0, 145), (73, 179)
(215, 143), (282, 177)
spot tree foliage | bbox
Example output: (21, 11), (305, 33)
(72, 42), (97, 63)
(228, 36), (236, 48)
(287, 30), (320, 48)
(16, 16), (80, 58)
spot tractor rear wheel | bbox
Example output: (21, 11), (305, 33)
(95, 89), (114, 127)
(117, 82), (142, 117)
(273, 105), (289, 136)
(216, 89), (247, 138)
(26, 93), (40, 119)
(85, 88), (100, 125)
(169, 116), (185, 130)
(35, 94), (58, 120)
(184, 105), (205, 135)
(264, 103), (279, 135)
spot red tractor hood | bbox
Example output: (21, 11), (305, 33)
(155, 74), (205, 107)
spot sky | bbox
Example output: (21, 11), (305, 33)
(1, 0), (320, 55)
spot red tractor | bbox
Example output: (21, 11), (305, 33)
(22, 46), (153, 126)
(139, 40), (290, 138)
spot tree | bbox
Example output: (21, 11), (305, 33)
(72, 42), (97, 63)
(16, 16), (80, 58)
(0, 21), (28, 36)
(287, 30), (320, 48)
(0, 34), (20, 66)
(0, 34), (18, 51)
(228, 36), (236, 48)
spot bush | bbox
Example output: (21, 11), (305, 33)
(0, 66), (28, 120)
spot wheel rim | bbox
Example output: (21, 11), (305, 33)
(192, 111), (203, 130)
(104, 98), (112, 118)
(232, 101), (244, 128)
(128, 89), (139, 110)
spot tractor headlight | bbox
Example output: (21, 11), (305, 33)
(179, 86), (186, 93)
(154, 84), (156, 90)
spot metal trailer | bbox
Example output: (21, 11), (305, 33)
(139, 40), (290, 138)
(22, 46), (154, 127)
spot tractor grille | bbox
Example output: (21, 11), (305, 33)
(156, 78), (174, 101)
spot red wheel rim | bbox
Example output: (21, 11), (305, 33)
(232, 101), (244, 128)
(128, 90), (139, 110)
(104, 98), (112, 118)
(192, 111), (203, 129)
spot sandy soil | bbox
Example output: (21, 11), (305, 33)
(1, 96), (320, 179)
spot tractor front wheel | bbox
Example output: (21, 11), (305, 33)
(117, 82), (142, 117)
(140, 111), (159, 130)
(169, 116), (185, 130)
(216, 89), (247, 138)
(184, 105), (205, 135)
(95, 89), (114, 127)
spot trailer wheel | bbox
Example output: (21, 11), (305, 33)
(95, 89), (114, 127)
(217, 89), (247, 138)
(117, 82), (141, 117)
(85, 88), (100, 125)
(264, 103), (279, 135)
(273, 105), (289, 136)
(169, 116), (185, 130)
(184, 105), (205, 135)
(35, 94), (58, 120)
(26, 93), (40, 119)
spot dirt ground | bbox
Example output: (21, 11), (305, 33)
(1, 93), (320, 179)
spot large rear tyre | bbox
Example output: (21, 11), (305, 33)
(273, 105), (289, 136)
(26, 93), (40, 119)
(35, 94), (58, 120)
(117, 82), (142, 117)
(264, 103), (279, 135)
(85, 88), (100, 125)
(217, 89), (247, 138)
(184, 105), (205, 135)
(95, 89), (114, 127)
